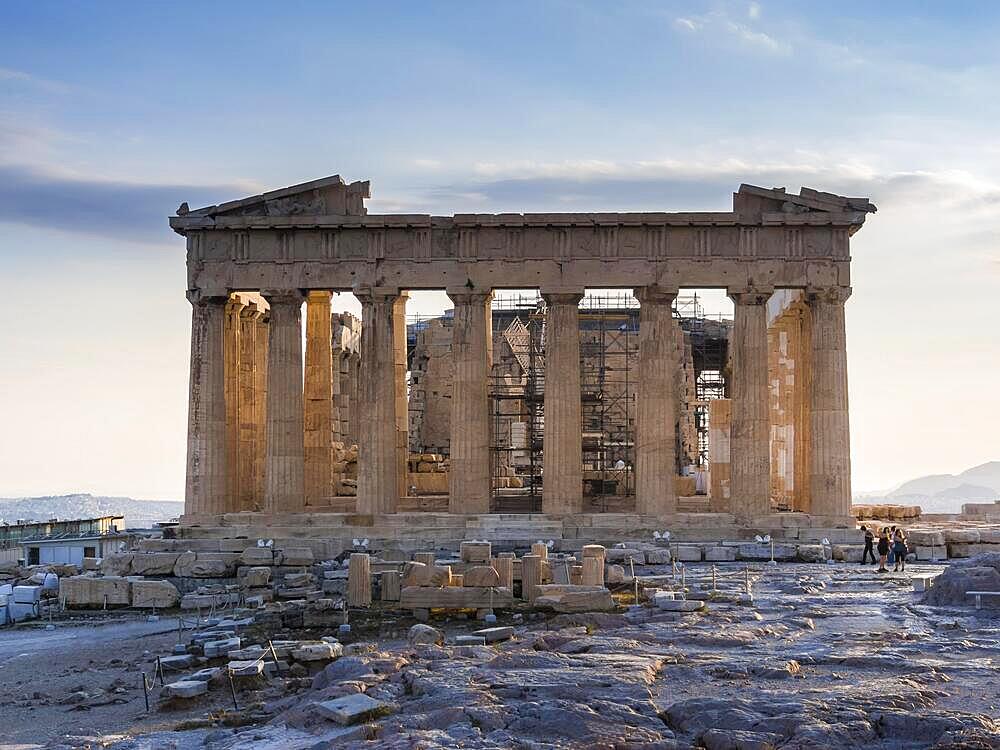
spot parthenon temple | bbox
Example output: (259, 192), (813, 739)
(171, 175), (875, 546)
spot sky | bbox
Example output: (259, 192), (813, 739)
(1, 1), (998, 500)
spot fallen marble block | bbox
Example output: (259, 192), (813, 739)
(704, 546), (737, 562)
(473, 626), (514, 643)
(315, 694), (391, 725)
(204, 637), (241, 658)
(164, 680), (207, 698)
(291, 642), (343, 662)
(228, 659), (265, 676)
(738, 543), (796, 561)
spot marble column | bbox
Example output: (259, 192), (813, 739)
(728, 287), (772, 521)
(304, 291), (334, 507)
(447, 289), (493, 514)
(634, 286), (678, 516)
(541, 291), (584, 515)
(392, 295), (410, 499)
(223, 295), (244, 513)
(252, 309), (269, 510)
(262, 290), (306, 513)
(347, 351), (361, 446)
(184, 293), (228, 517)
(356, 288), (401, 514)
(807, 286), (852, 517)
(237, 301), (261, 511)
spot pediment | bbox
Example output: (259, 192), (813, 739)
(735, 184), (875, 217)
(177, 174), (370, 219)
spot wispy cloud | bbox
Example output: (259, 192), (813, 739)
(671, 5), (791, 56)
(0, 66), (74, 94)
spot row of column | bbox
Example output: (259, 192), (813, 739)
(186, 284), (852, 521)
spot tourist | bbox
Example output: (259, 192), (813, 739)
(892, 528), (908, 573)
(876, 529), (890, 572)
(861, 525), (876, 565)
(887, 525), (898, 566)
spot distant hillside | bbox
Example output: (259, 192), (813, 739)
(857, 461), (1000, 514)
(0, 494), (183, 528)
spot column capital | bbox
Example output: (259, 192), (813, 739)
(541, 288), (584, 306)
(186, 289), (229, 307)
(446, 287), (493, 305)
(633, 285), (678, 305)
(241, 300), (264, 320)
(306, 289), (333, 302)
(806, 286), (852, 305)
(261, 289), (307, 305)
(352, 284), (401, 303)
(728, 286), (773, 306)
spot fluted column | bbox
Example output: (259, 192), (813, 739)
(807, 286), (852, 517)
(634, 286), (678, 516)
(252, 309), (269, 510)
(447, 289), (493, 514)
(304, 291), (334, 507)
(542, 290), (583, 514)
(184, 293), (228, 517)
(237, 301), (261, 511)
(392, 295), (409, 499)
(223, 296), (244, 512)
(356, 288), (401, 514)
(728, 287), (772, 521)
(347, 351), (361, 446)
(262, 289), (306, 513)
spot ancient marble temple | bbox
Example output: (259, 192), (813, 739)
(170, 175), (875, 531)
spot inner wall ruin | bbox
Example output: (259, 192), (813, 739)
(170, 175), (875, 547)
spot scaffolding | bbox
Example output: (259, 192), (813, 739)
(406, 290), (732, 510)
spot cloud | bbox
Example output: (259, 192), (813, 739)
(0, 66), (74, 95)
(0, 164), (250, 242)
(671, 6), (790, 56)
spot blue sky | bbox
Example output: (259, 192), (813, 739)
(1, 1), (998, 499)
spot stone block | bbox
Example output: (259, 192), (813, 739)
(189, 667), (222, 682)
(315, 694), (391, 725)
(159, 654), (195, 670)
(187, 559), (230, 578)
(915, 545), (947, 562)
(654, 593), (705, 612)
(278, 548), (315, 566)
(460, 541), (492, 564)
(172, 551), (198, 577)
(674, 545), (703, 562)
(131, 580), (180, 608)
(943, 529), (980, 544)
(463, 566), (501, 588)
(60, 576), (131, 607)
(99, 553), (133, 577)
(164, 680), (207, 698)
(907, 530), (946, 547)
(401, 562), (451, 588)
(180, 592), (240, 610)
(704, 546), (737, 562)
(581, 544), (606, 560)
(473, 626), (514, 643)
(241, 566), (272, 587)
(796, 544), (828, 563)
(13, 585), (42, 603)
(644, 549), (671, 565)
(291, 642), (343, 662)
(8, 601), (37, 621)
(606, 564), (629, 584)
(400, 586), (514, 610)
(979, 530), (1000, 544)
(535, 589), (615, 613)
(82, 557), (101, 571)
(130, 552), (180, 576)
(204, 637), (241, 658)
(241, 547), (274, 565)
(454, 635), (487, 646)
(738, 543), (796, 561)
(228, 659), (264, 676)
(605, 548), (644, 564)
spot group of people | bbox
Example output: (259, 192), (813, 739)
(860, 524), (909, 573)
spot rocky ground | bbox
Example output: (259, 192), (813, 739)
(4, 560), (999, 749)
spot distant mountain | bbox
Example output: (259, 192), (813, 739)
(0, 494), (183, 529)
(857, 461), (1000, 514)
(889, 461), (1000, 499)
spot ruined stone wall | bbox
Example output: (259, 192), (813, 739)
(408, 317), (453, 455)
